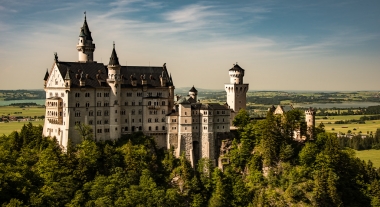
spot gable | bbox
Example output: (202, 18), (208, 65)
(46, 64), (65, 88)
(274, 105), (284, 115)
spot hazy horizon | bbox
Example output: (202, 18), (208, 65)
(1, 0), (379, 91)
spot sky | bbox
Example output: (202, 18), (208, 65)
(0, 0), (379, 91)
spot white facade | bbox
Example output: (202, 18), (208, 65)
(43, 16), (174, 149)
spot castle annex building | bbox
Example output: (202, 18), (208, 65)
(42, 15), (249, 166)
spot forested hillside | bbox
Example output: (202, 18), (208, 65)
(1, 115), (380, 206)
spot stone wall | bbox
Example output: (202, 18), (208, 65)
(168, 133), (178, 148)
(180, 133), (193, 161)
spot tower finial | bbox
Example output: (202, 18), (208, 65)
(84, 11), (86, 20)
(54, 52), (58, 62)
(113, 41), (115, 49)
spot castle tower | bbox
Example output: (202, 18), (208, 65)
(77, 13), (95, 62)
(188, 85), (198, 103)
(224, 63), (249, 113)
(107, 43), (121, 140)
(305, 108), (315, 139)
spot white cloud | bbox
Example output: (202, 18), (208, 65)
(164, 4), (222, 24)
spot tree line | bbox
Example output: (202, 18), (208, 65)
(1, 112), (380, 206)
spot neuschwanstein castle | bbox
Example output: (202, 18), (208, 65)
(42, 15), (249, 166)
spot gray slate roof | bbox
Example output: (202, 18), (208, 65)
(52, 61), (173, 88)
(229, 63), (244, 71)
(56, 62), (108, 88)
(109, 46), (119, 66)
(81, 16), (93, 41)
(189, 85), (197, 92)
(44, 69), (49, 81)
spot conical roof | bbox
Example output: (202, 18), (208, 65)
(108, 43), (120, 66)
(79, 27), (86, 37)
(229, 63), (244, 71)
(80, 14), (93, 41)
(189, 85), (197, 92)
(64, 68), (71, 80)
(43, 69), (49, 81)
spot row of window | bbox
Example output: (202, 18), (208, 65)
(49, 92), (64, 98)
(46, 101), (62, 107)
(170, 125), (226, 131)
(87, 117), (164, 124)
(47, 111), (62, 117)
(74, 101), (167, 108)
(147, 118), (165, 123)
(95, 126), (166, 133)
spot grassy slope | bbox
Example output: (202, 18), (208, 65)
(0, 120), (45, 135)
(0, 106), (45, 117)
(0, 106), (45, 135)
(355, 150), (380, 168)
(316, 115), (380, 134)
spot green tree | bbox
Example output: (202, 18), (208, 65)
(233, 109), (250, 128)
(75, 123), (94, 141)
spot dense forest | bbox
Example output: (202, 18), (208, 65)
(1, 110), (380, 206)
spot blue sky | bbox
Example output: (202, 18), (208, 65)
(0, 0), (379, 91)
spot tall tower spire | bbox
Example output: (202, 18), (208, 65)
(77, 12), (95, 62)
(107, 42), (121, 140)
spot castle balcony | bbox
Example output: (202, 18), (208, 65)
(47, 118), (63, 125)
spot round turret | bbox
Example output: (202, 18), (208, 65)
(189, 85), (198, 99)
(229, 63), (245, 84)
(77, 13), (95, 62)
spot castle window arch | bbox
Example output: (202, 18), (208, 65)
(97, 111), (102, 116)
(89, 111), (94, 116)
(132, 109), (135, 115)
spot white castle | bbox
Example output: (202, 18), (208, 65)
(42, 15), (249, 166)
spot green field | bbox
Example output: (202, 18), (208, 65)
(0, 106), (45, 117)
(0, 106), (45, 135)
(0, 120), (45, 135)
(316, 115), (380, 135)
(355, 150), (380, 168)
